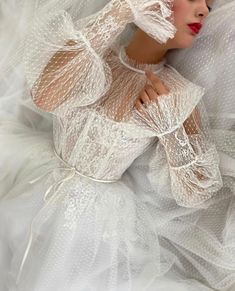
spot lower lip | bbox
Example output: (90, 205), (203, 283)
(188, 25), (200, 35)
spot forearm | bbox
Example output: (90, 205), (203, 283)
(29, 1), (133, 112)
(159, 125), (222, 207)
(27, 0), (175, 113)
(80, 0), (133, 54)
(183, 108), (201, 135)
(32, 40), (80, 111)
(40, 0), (133, 74)
(133, 67), (222, 206)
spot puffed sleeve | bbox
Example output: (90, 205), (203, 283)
(24, 0), (176, 116)
(133, 67), (223, 207)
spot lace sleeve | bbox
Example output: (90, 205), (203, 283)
(133, 77), (223, 207)
(24, 0), (175, 116)
(159, 105), (223, 207)
(24, 2), (130, 115)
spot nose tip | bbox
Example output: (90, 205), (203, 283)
(197, 9), (209, 19)
(197, 2), (210, 18)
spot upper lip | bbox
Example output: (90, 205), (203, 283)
(187, 23), (202, 34)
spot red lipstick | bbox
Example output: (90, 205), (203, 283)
(188, 23), (202, 34)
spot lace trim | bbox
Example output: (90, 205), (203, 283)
(118, 46), (166, 74)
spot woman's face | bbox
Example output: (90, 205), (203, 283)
(167, 0), (214, 49)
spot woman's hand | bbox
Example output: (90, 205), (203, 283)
(135, 71), (201, 136)
(134, 71), (169, 112)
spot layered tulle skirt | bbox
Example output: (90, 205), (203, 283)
(0, 120), (235, 291)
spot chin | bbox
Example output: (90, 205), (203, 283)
(172, 37), (195, 49)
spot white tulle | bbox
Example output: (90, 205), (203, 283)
(23, 1), (222, 205)
(0, 1), (235, 291)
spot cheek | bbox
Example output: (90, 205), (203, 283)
(172, 0), (189, 27)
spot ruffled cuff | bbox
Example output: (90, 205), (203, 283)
(160, 128), (223, 207)
(126, 0), (176, 43)
(133, 73), (205, 136)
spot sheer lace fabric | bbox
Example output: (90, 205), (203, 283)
(0, 0), (230, 290)
(129, 2), (235, 289)
(24, 0), (222, 206)
(26, 0), (175, 113)
(168, 2), (235, 188)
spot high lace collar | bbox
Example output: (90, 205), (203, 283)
(118, 46), (166, 75)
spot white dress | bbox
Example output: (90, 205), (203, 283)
(0, 1), (229, 290)
(0, 48), (223, 291)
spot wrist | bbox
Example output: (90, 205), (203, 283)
(159, 126), (197, 167)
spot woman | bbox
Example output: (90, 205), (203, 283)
(127, 1), (235, 290)
(0, 0), (222, 290)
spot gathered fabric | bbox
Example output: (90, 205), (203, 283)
(0, 1), (234, 291)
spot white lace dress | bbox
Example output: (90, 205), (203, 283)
(0, 1), (224, 290)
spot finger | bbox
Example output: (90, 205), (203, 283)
(139, 90), (151, 105)
(144, 84), (159, 101)
(134, 99), (144, 112)
(145, 71), (169, 95)
(147, 73), (169, 95)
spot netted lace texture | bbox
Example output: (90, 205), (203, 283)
(0, 1), (233, 291)
(23, 0), (222, 207)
